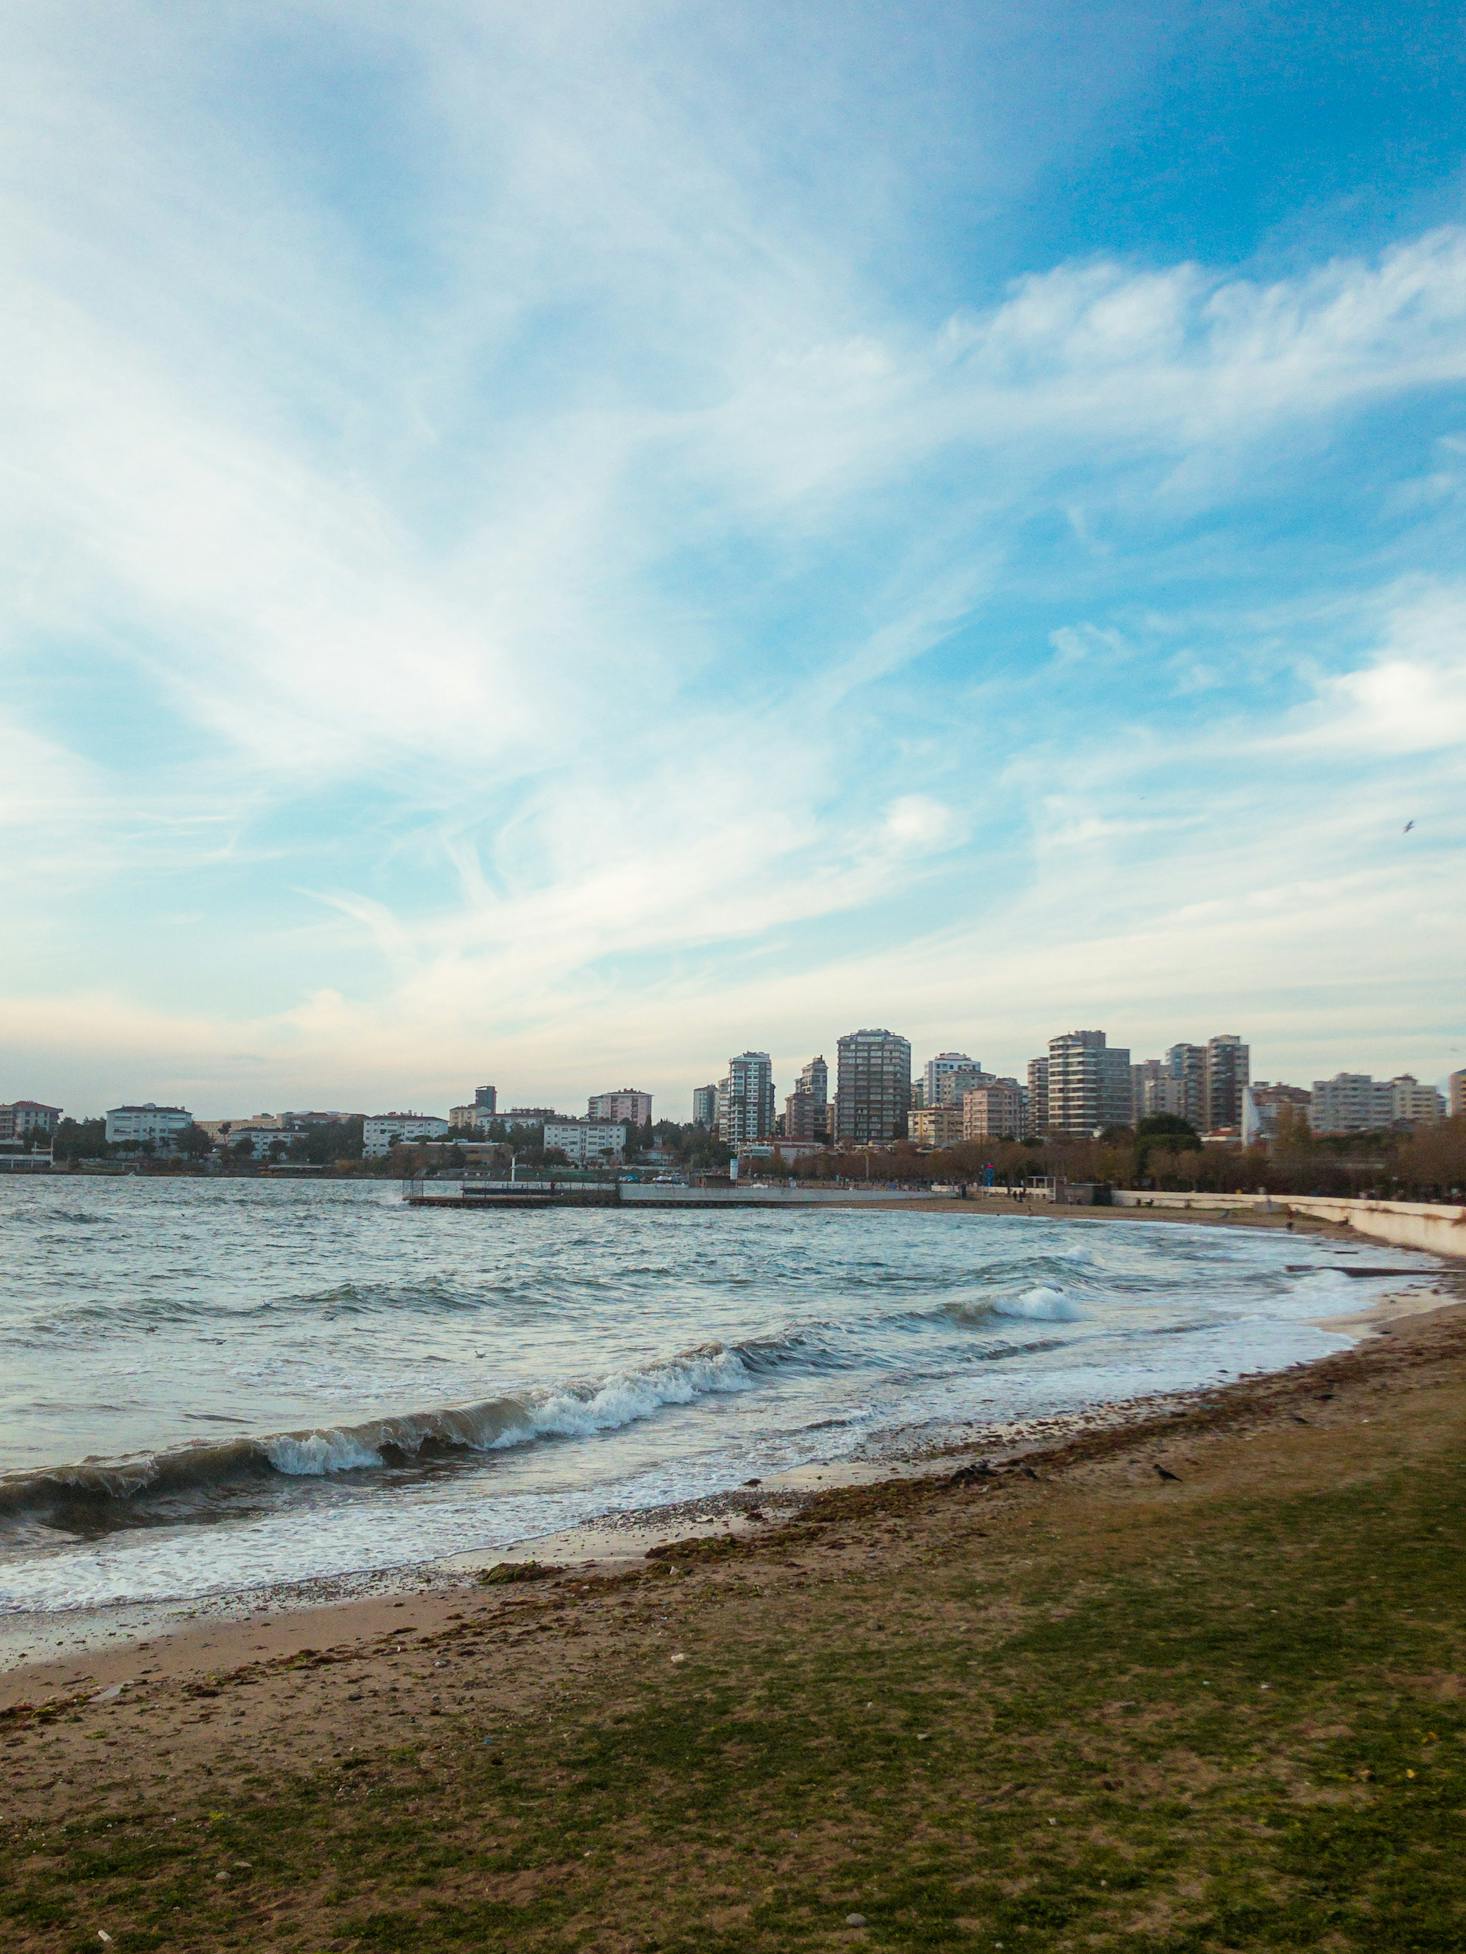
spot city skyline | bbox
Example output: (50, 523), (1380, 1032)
(3, 5), (1464, 1113)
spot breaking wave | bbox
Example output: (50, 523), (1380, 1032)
(0, 1338), (794, 1542)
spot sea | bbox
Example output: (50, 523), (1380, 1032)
(0, 1177), (1440, 1619)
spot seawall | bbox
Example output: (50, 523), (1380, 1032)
(1113, 1189), (1466, 1260)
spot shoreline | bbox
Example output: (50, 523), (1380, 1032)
(3, 1272), (1456, 1704)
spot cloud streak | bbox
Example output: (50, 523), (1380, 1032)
(1, 3), (1463, 1110)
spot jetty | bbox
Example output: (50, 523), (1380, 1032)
(402, 1176), (939, 1210)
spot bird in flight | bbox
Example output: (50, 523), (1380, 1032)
(1403, 819), (1415, 833)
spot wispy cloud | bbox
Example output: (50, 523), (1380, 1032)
(1, 3), (1463, 1109)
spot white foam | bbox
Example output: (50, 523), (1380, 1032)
(992, 1285), (1087, 1323)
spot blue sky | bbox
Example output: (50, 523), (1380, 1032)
(3, 0), (1464, 1118)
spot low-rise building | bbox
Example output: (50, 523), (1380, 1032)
(0, 1100), (62, 1146)
(543, 1117), (628, 1164)
(1389, 1075), (1445, 1127)
(222, 1124), (296, 1161)
(907, 1105), (965, 1147)
(104, 1104), (194, 1152)
(362, 1113), (451, 1158)
(962, 1078), (1030, 1141)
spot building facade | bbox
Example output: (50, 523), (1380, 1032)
(834, 1029), (912, 1144)
(720, 1052), (776, 1146)
(1204, 1034), (1250, 1130)
(588, 1089), (652, 1127)
(543, 1117), (629, 1164)
(962, 1078), (1030, 1142)
(922, 1052), (988, 1108)
(691, 1084), (719, 1128)
(1451, 1069), (1466, 1119)
(1044, 1031), (1132, 1135)
(1241, 1082), (1311, 1147)
(0, 1100), (62, 1146)
(1165, 1044), (1207, 1128)
(1130, 1061), (1186, 1123)
(1389, 1075), (1445, 1126)
(473, 1085), (498, 1115)
(1027, 1056), (1050, 1135)
(907, 1105), (965, 1147)
(784, 1055), (830, 1141)
(362, 1113), (451, 1158)
(104, 1104), (194, 1152)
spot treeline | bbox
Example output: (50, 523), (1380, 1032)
(781, 1113), (1466, 1202)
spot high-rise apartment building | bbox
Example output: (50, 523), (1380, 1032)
(1044, 1031), (1132, 1135)
(962, 1079), (1029, 1142)
(1451, 1069), (1466, 1119)
(588, 1089), (652, 1127)
(473, 1085), (498, 1114)
(1131, 1060), (1185, 1122)
(1204, 1034), (1250, 1130)
(834, 1029), (912, 1144)
(691, 1084), (719, 1128)
(922, 1052), (988, 1108)
(1027, 1056), (1050, 1135)
(1165, 1043), (1207, 1128)
(721, 1052), (776, 1146)
(784, 1055), (830, 1142)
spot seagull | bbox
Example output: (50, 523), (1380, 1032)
(1403, 820), (1415, 832)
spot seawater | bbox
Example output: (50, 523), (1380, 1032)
(0, 1177), (1436, 1614)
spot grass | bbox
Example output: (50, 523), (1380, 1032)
(2, 1434), (1462, 1951)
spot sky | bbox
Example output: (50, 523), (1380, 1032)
(2, 0), (1464, 1120)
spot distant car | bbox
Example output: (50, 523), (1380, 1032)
(652, 1174), (686, 1185)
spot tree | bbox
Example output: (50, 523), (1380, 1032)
(52, 1116), (109, 1162)
(175, 1122), (213, 1160)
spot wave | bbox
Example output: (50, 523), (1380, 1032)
(939, 1284), (1088, 1326)
(0, 1339), (786, 1541)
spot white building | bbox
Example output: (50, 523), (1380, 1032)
(0, 1100), (62, 1146)
(721, 1052), (776, 1146)
(104, 1104), (194, 1152)
(1389, 1075), (1445, 1126)
(588, 1089), (652, 1127)
(223, 1124), (296, 1160)
(362, 1113), (451, 1158)
(543, 1117), (628, 1164)
(1309, 1072), (1445, 1135)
